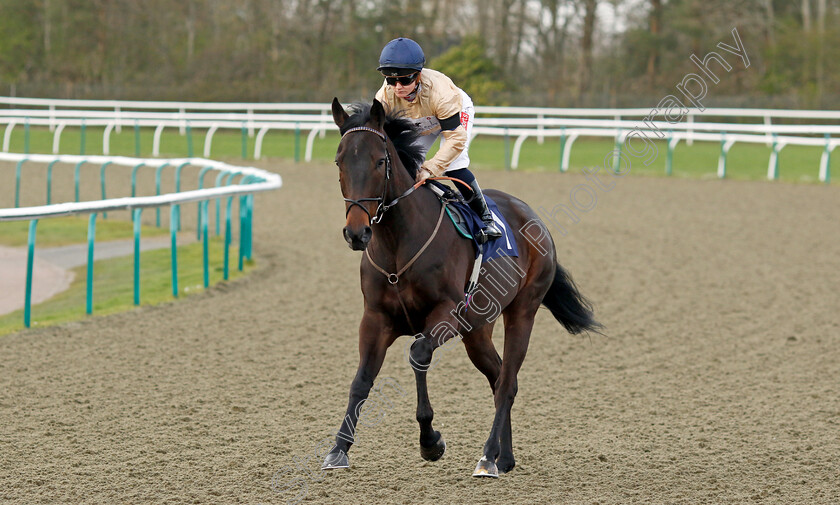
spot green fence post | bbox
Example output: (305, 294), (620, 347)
(196, 166), (214, 240)
(214, 171), (228, 236)
(100, 161), (112, 219)
(174, 162), (190, 231)
(294, 122), (301, 162)
(134, 120), (141, 156)
(155, 163), (170, 227)
(186, 122), (194, 158)
(24, 118), (30, 154)
(170, 205), (179, 298)
(557, 128), (566, 172)
(24, 220), (38, 328)
(238, 195), (246, 271)
(201, 200), (210, 288)
(74, 160), (87, 202)
(246, 194), (254, 260)
(131, 163), (145, 197)
(46, 159), (59, 205)
(80, 119), (86, 155)
(133, 208), (142, 306)
(14, 158), (27, 208)
(224, 196), (234, 280)
(86, 213), (97, 315)
(241, 124), (248, 159)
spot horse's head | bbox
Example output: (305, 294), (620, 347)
(332, 97), (391, 250)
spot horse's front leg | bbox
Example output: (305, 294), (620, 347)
(322, 309), (396, 470)
(407, 302), (460, 462)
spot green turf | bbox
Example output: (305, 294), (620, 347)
(5, 126), (836, 184)
(0, 236), (254, 337)
(0, 216), (167, 247)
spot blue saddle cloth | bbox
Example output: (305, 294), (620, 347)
(444, 196), (519, 261)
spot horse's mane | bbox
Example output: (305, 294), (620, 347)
(339, 102), (425, 179)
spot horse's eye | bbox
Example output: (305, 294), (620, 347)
(377, 158), (386, 168)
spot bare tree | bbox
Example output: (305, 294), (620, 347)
(579, 0), (598, 96)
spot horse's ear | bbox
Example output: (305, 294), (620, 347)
(331, 97), (348, 128)
(370, 99), (386, 130)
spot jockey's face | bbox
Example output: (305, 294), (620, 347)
(393, 72), (419, 100)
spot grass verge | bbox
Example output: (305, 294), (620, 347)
(0, 216), (168, 248)
(0, 237), (254, 337)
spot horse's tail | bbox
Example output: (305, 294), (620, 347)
(541, 262), (603, 335)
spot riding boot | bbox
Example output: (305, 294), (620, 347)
(467, 180), (503, 244)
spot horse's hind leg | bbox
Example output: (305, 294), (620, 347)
(473, 308), (536, 478)
(463, 324), (515, 472)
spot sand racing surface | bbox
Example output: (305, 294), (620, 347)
(1, 160), (838, 504)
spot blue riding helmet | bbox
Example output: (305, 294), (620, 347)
(377, 38), (425, 74)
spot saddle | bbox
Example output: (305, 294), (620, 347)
(425, 180), (474, 240)
(425, 180), (519, 307)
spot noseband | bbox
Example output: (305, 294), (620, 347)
(340, 126), (418, 224)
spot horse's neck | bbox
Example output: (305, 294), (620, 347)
(369, 167), (439, 261)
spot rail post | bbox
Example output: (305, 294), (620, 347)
(241, 123), (248, 159)
(24, 118), (30, 154)
(133, 208), (142, 305)
(294, 122), (301, 162)
(86, 213), (97, 314)
(155, 163), (171, 227)
(134, 120), (141, 156)
(46, 159), (60, 204)
(665, 131), (674, 176)
(196, 166), (214, 240)
(819, 134), (831, 183)
(14, 158), (27, 208)
(74, 160), (87, 202)
(131, 163), (145, 197)
(557, 128), (566, 172)
(79, 119), (86, 155)
(170, 204), (179, 298)
(24, 220), (38, 328)
(186, 122), (194, 158)
(100, 161), (112, 219)
(201, 200), (210, 288)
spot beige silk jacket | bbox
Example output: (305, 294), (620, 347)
(375, 68), (468, 177)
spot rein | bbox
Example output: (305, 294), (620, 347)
(340, 125), (470, 334)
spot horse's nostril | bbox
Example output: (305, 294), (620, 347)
(362, 227), (372, 243)
(342, 227), (351, 242)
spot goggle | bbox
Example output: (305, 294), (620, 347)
(384, 73), (418, 86)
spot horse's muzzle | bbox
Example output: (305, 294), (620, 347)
(343, 225), (372, 250)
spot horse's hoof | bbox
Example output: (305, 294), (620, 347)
(472, 456), (499, 478)
(321, 450), (349, 470)
(420, 433), (446, 461)
(496, 457), (515, 474)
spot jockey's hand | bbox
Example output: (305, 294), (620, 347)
(415, 167), (433, 183)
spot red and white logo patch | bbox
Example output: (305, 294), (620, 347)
(460, 111), (469, 128)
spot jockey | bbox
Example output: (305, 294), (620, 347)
(374, 37), (503, 245)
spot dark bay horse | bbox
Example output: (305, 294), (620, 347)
(322, 98), (601, 477)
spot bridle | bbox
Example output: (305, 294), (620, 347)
(340, 126), (419, 224)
